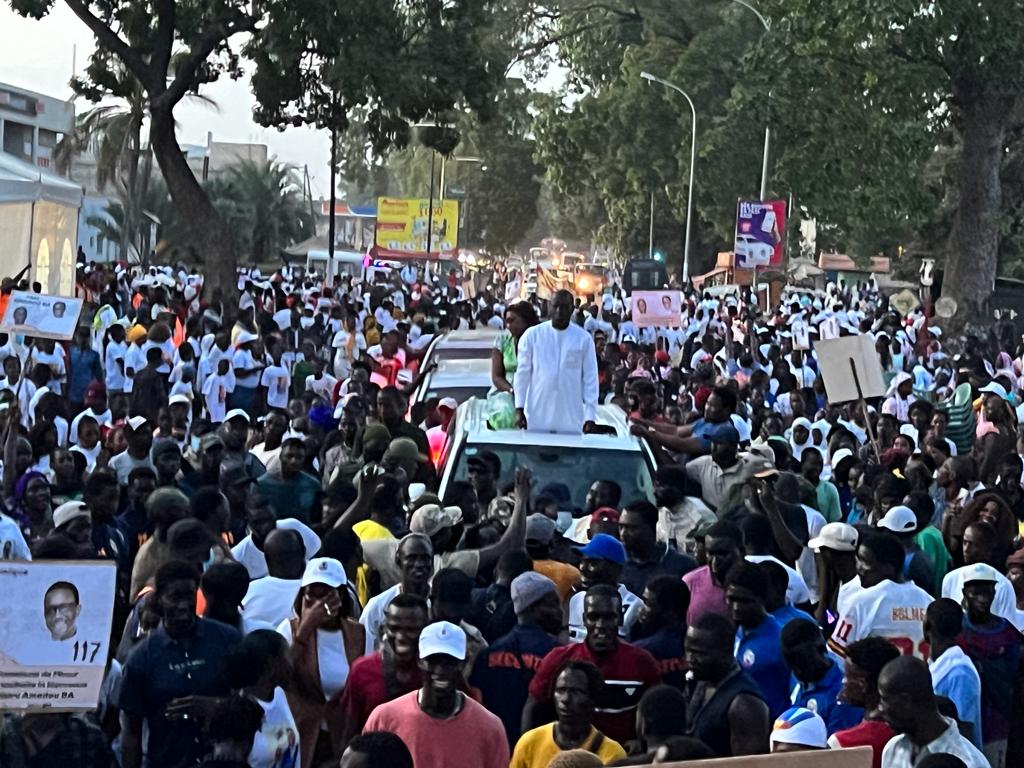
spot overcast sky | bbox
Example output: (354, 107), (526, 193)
(0, 4), (334, 194)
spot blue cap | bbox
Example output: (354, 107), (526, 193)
(707, 424), (741, 445)
(576, 533), (626, 565)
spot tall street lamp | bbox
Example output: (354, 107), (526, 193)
(729, 0), (771, 200)
(641, 71), (697, 283)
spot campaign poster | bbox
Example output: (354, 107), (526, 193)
(733, 199), (787, 270)
(632, 290), (682, 328)
(0, 291), (84, 341)
(374, 197), (459, 259)
(0, 561), (116, 711)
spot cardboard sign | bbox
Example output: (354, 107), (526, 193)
(652, 746), (872, 768)
(633, 290), (682, 328)
(0, 561), (117, 711)
(815, 336), (886, 403)
(791, 320), (810, 351)
(819, 316), (840, 340)
(0, 291), (84, 341)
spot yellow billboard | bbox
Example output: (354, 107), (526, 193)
(374, 197), (459, 259)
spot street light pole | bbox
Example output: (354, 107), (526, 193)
(729, 0), (771, 200)
(641, 71), (697, 283)
(648, 190), (654, 259)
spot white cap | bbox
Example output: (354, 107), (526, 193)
(438, 397), (459, 412)
(418, 621), (467, 661)
(808, 522), (858, 552)
(53, 501), (90, 529)
(980, 381), (1007, 398)
(281, 430), (306, 445)
(771, 707), (828, 749)
(169, 393), (191, 407)
(961, 563), (999, 585)
(224, 408), (250, 423)
(126, 415), (149, 431)
(831, 448), (854, 467)
(236, 331), (259, 346)
(877, 505), (918, 534)
(301, 557), (347, 588)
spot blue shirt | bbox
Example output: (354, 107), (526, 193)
(932, 647), (984, 749)
(772, 604), (817, 628)
(469, 621), (559, 747)
(69, 346), (103, 402)
(735, 614), (790, 719)
(119, 618), (242, 768)
(789, 655), (862, 734)
(635, 624), (687, 691)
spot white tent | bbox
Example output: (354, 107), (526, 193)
(0, 152), (82, 295)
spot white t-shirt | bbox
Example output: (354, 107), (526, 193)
(123, 344), (147, 393)
(70, 443), (103, 473)
(202, 372), (235, 423)
(242, 577), (302, 628)
(305, 373), (338, 401)
(31, 349), (66, 395)
(276, 620), (373, 700)
(261, 365), (291, 410)
(248, 687), (300, 768)
(828, 579), (933, 659)
(0, 512), (31, 561)
(232, 519), (322, 580)
(745, 555), (811, 606)
(105, 340), (128, 392)
(232, 348), (260, 388)
(359, 583), (402, 649)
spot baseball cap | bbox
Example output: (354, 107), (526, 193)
(511, 572), (558, 614)
(126, 324), (147, 343)
(576, 533), (626, 565)
(280, 430), (306, 446)
(980, 381), (1008, 398)
(961, 563), (999, 585)
(126, 415), (149, 431)
(877, 505), (918, 534)
(168, 393), (191, 407)
(410, 504), (463, 537)
(770, 707), (827, 749)
(53, 501), (90, 529)
(301, 557), (348, 588)
(438, 397), (459, 412)
(384, 437), (427, 464)
(236, 330), (259, 346)
(84, 380), (106, 404)
(200, 432), (225, 452)
(831, 447), (855, 468)
(708, 424), (741, 445)
(418, 620), (467, 661)
(224, 408), (250, 424)
(808, 522), (858, 552)
(590, 507), (620, 525)
(362, 424), (392, 453)
(467, 449), (501, 476)
(526, 513), (556, 545)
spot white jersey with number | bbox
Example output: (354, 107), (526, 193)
(827, 579), (933, 659)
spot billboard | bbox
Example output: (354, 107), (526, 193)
(374, 197), (459, 259)
(632, 290), (682, 328)
(0, 561), (117, 711)
(0, 290), (84, 340)
(733, 199), (787, 269)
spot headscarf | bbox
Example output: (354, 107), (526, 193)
(789, 417), (814, 461)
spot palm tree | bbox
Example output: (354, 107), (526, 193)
(207, 160), (315, 265)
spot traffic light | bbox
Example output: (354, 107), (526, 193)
(653, 250), (665, 262)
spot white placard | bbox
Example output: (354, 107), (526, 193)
(0, 291), (84, 341)
(815, 335), (887, 403)
(819, 316), (840, 340)
(791, 320), (810, 350)
(0, 561), (116, 711)
(633, 290), (681, 328)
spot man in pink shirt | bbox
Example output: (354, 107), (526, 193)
(364, 620), (509, 768)
(683, 520), (743, 626)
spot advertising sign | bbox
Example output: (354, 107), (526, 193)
(632, 290), (682, 328)
(0, 561), (116, 711)
(374, 197), (459, 259)
(733, 199), (787, 269)
(816, 335), (886, 404)
(0, 291), (84, 341)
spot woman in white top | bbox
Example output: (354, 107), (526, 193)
(277, 557), (371, 768)
(225, 629), (301, 768)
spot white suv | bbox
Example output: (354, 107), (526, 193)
(437, 398), (657, 512)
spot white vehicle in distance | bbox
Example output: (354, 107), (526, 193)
(409, 358), (493, 411)
(437, 398), (657, 533)
(733, 233), (775, 269)
(419, 328), (502, 370)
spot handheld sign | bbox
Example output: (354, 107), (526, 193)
(815, 336), (886, 404)
(0, 561), (116, 711)
(633, 290), (682, 328)
(0, 291), (84, 341)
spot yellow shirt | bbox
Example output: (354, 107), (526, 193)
(510, 724), (625, 768)
(353, 519), (394, 607)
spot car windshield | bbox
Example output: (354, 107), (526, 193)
(429, 346), (494, 366)
(421, 384), (491, 404)
(451, 442), (654, 511)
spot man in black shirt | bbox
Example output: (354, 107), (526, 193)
(619, 500), (696, 595)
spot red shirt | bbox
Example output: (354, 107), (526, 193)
(338, 651), (422, 733)
(528, 641), (661, 744)
(829, 719), (894, 768)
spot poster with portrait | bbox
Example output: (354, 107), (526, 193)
(0, 561), (116, 711)
(632, 290), (682, 328)
(0, 291), (84, 341)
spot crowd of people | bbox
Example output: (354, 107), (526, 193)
(0, 258), (1019, 768)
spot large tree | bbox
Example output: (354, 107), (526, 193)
(10, 0), (505, 309)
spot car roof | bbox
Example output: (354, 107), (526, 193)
(455, 397), (641, 451)
(435, 329), (502, 347)
(425, 358), (492, 385)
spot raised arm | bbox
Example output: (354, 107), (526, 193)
(476, 466), (530, 574)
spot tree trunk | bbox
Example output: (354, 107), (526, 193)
(122, 116), (141, 266)
(148, 105), (237, 319)
(941, 90), (1015, 333)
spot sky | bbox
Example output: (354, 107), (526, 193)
(0, 4), (333, 193)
